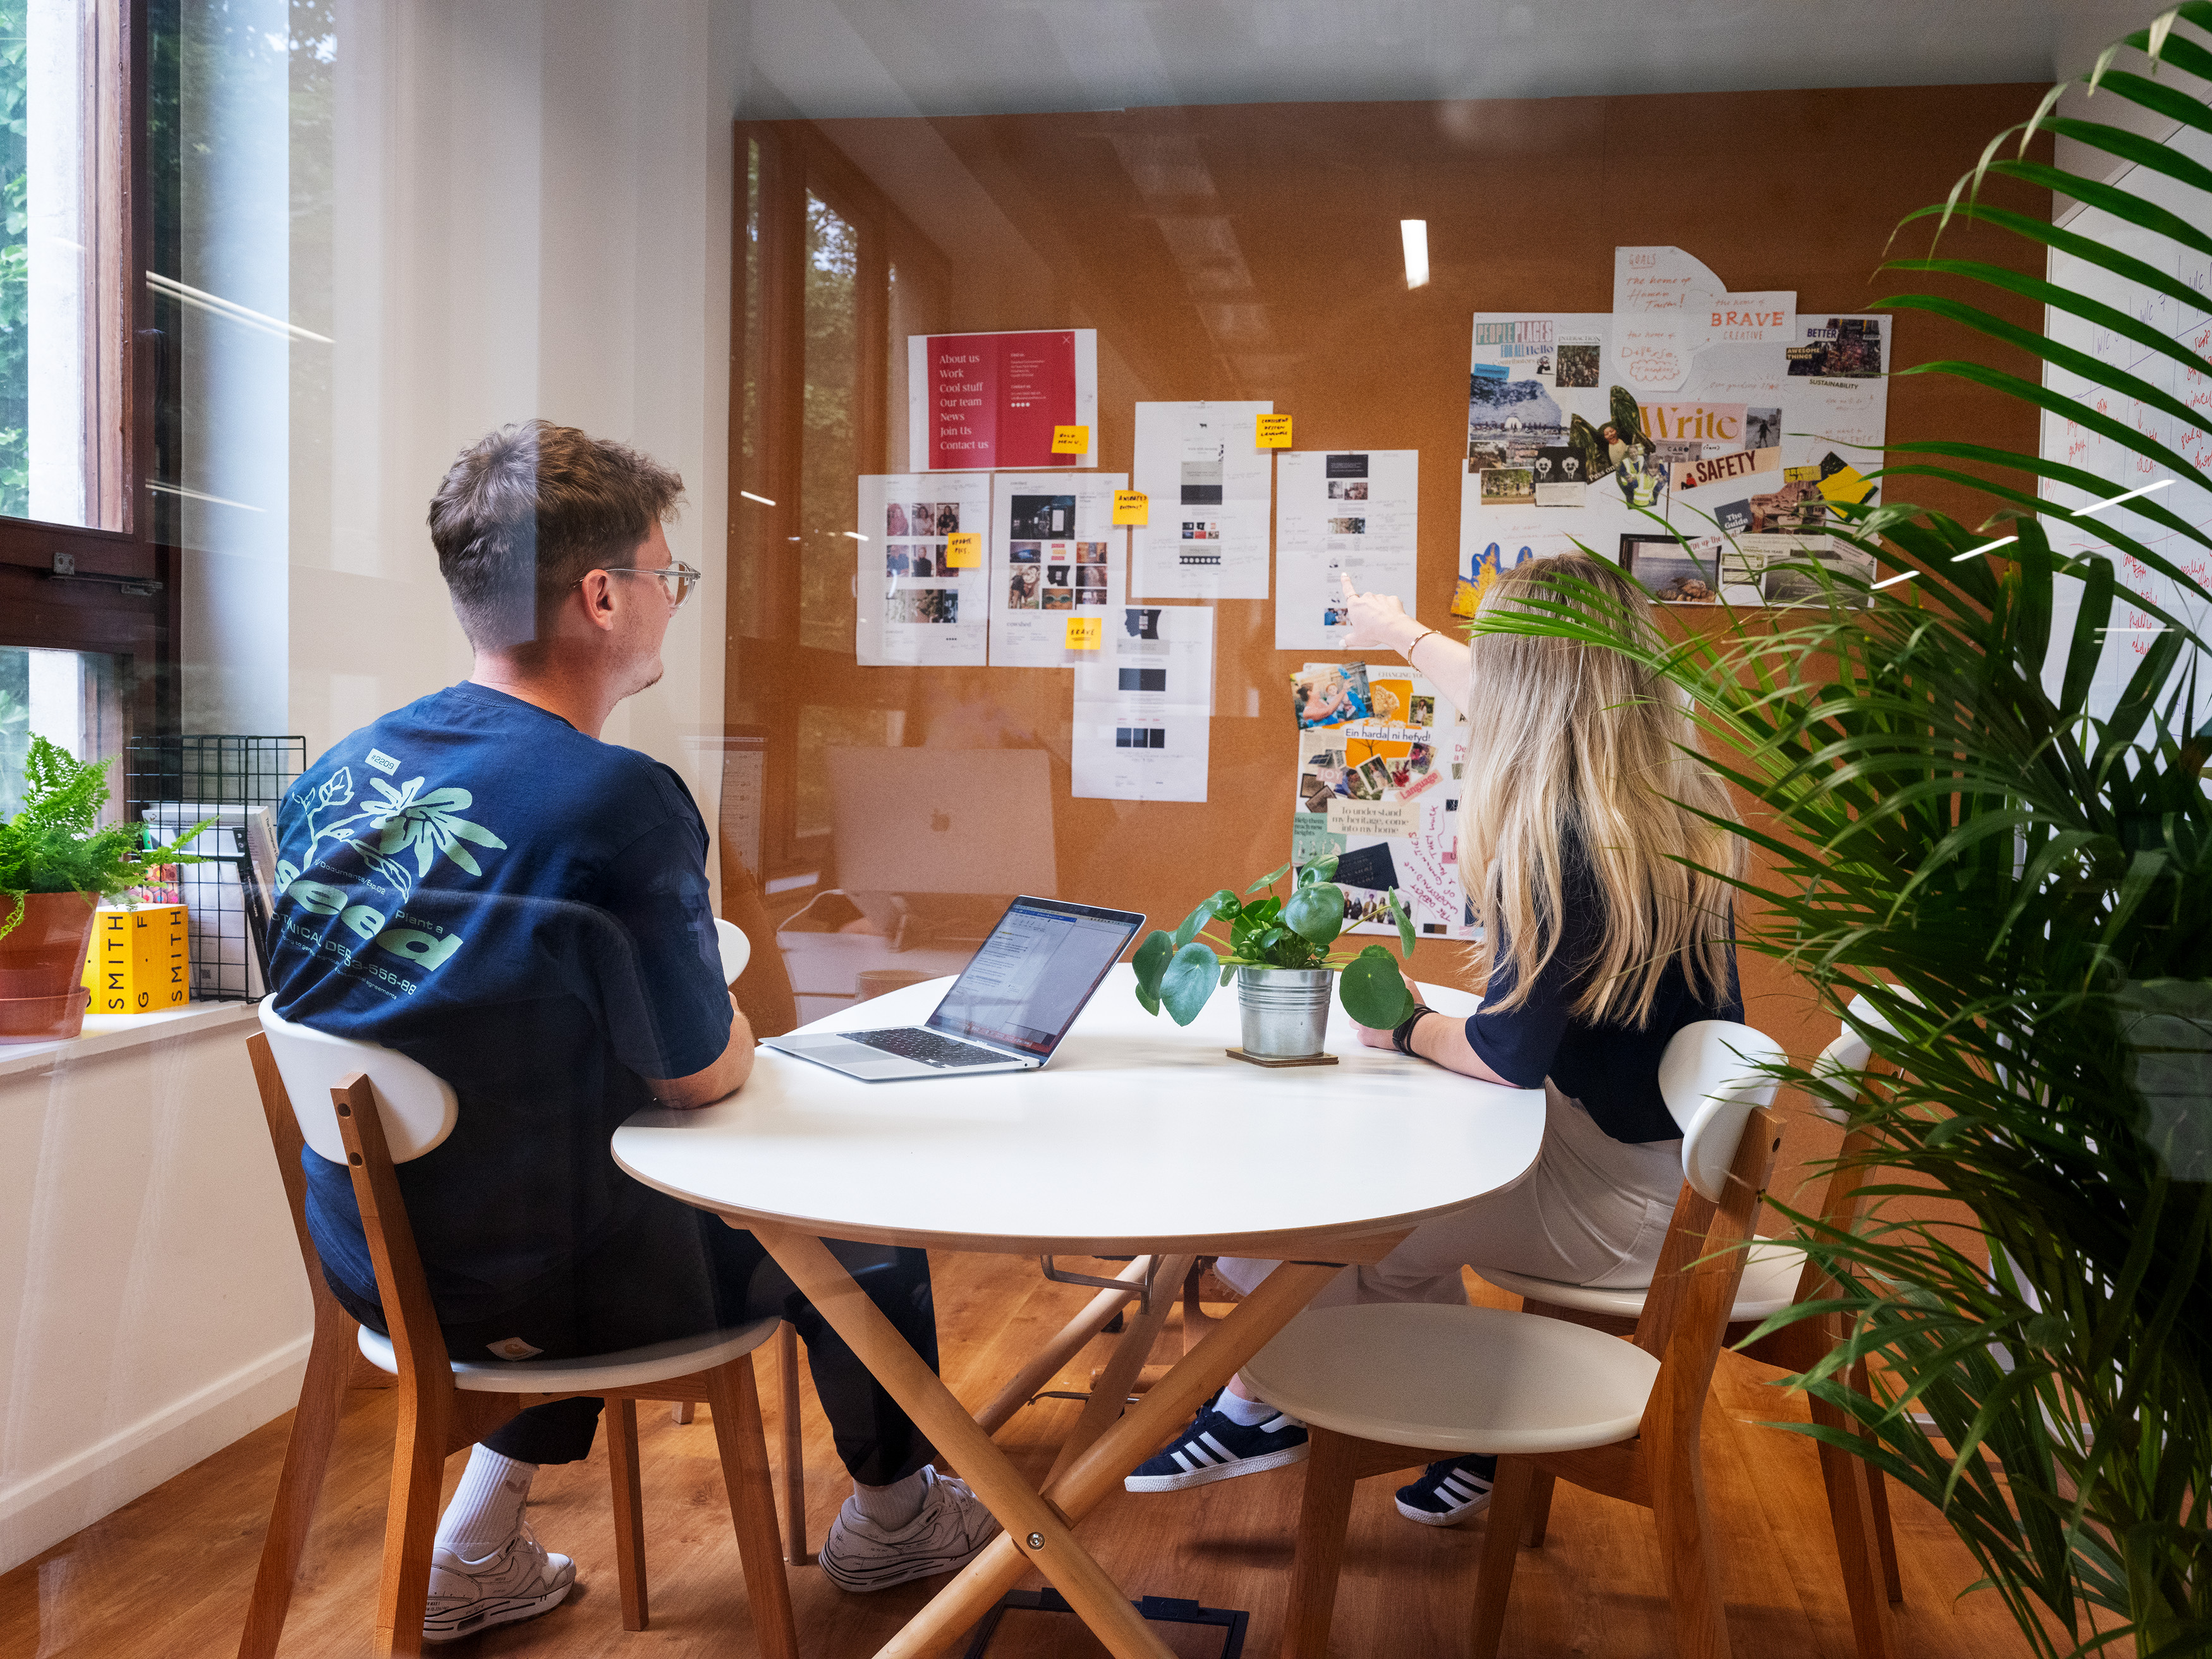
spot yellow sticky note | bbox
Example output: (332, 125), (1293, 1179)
(1784, 463), (1823, 483)
(1065, 616), (1102, 650)
(1112, 490), (1148, 526)
(945, 532), (981, 567)
(1051, 425), (1090, 454)
(1256, 413), (1292, 448)
(1818, 465), (1874, 505)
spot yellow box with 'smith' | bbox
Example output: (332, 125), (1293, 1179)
(80, 904), (191, 1014)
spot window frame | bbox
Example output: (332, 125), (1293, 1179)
(0, 0), (172, 746)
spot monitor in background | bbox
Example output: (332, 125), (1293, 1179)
(827, 746), (1058, 901)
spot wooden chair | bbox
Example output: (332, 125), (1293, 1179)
(1474, 999), (1905, 1658)
(1242, 1019), (1786, 1659)
(239, 992), (798, 1659)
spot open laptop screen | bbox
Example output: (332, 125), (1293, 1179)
(927, 897), (1143, 1057)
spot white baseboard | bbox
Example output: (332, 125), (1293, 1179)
(0, 1335), (311, 1574)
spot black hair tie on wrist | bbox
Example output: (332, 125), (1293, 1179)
(1391, 1005), (1435, 1056)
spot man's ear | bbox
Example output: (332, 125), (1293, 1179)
(573, 569), (620, 633)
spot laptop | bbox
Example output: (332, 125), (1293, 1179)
(764, 896), (1145, 1081)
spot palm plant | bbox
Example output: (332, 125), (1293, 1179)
(1477, 9), (2212, 1655)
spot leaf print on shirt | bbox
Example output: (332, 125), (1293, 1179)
(363, 776), (509, 879)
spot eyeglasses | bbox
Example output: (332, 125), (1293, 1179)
(589, 561), (703, 611)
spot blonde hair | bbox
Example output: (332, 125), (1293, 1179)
(1457, 552), (1742, 1026)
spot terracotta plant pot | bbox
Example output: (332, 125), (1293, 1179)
(0, 892), (101, 1043)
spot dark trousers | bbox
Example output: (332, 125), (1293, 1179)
(327, 1191), (939, 1485)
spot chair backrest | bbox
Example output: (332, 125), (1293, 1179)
(1808, 990), (1909, 1123)
(257, 1000), (458, 1165)
(715, 916), (751, 985)
(1660, 1019), (1786, 1201)
(1634, 1101), (1783, 1443)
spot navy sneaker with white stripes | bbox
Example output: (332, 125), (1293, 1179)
(1394, 1454), (1497, 1526)
(1122, 1394), (1310, 1492)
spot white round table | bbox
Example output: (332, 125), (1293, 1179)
(614, 964), (1542, 1257)
(612, 964), (1543, 1659)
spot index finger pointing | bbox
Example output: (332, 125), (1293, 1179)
(1340, 572), (1357, 600)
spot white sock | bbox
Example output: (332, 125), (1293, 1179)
(435, 1447), (538, 1560)
(1215, 1389), (1276, 1427)
(850, 1467), (930, 1530)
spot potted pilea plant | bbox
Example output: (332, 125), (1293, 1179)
(0, 736), (210, 1043)
(1131, 855), (1420, 1060)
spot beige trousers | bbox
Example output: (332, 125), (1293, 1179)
(1217, 1081), (1685, 1310)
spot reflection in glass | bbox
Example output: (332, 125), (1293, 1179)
(801, 190), (858, 653)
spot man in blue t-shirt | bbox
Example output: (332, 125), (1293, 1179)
(269, 422), (995, 1642)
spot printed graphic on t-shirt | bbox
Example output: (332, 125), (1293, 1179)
(274, 762), (508, 1002)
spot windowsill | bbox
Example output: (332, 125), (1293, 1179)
(0, 1000), (264, 1080)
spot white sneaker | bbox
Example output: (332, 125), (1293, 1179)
(423, 1526), (576, 1643)
(818, 1467), (1001, 1593)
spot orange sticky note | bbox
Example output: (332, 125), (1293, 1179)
(944, 532), (981, 567)
(1256, 413), (1292, 448)
(1065, 616), (1102, 650)
(1051, 425), (1090, 454)
(1112, 490), (1148, 526)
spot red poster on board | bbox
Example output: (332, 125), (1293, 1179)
(921, 331), (1080, 470)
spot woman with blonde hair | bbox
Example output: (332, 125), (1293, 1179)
(1127, 554), (1745, 1524)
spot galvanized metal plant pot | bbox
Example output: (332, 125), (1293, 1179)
(1236, 966), (1332, 1059)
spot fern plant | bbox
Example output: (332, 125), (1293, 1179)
(0, 736), (210, 940)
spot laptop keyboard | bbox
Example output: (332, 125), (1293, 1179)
(846, 1027), (1013, 1068)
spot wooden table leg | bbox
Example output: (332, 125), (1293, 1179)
(876, 1258), (1347, 1659)
(750, 1224), (1177, 1659)
(1045, 1255), (1196, 1488)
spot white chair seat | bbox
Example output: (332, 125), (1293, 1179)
(356, 1313), (782, 1395)
(1477, 1236), (1805, 1323)
(1240, 1304), (1660, 1456)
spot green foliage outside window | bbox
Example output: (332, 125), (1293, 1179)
(0, 1), (30, 518)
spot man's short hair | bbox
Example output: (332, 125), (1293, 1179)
(428, 420), (684, 651)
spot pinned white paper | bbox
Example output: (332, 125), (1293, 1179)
(1071, 605), (1214, 801)
(1613, 246), (1794, 391)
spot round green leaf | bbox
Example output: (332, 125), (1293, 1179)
(1339, 946), (1416, 1028)
(1161, 941), (1225, 1025)
(1132, 929), (1174, 1014)
(1283, 882), (1345, 945)
(1298, 854), (1340, 886)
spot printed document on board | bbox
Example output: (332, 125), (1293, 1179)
(1071, 605), (1214, 802)
(854, 473), (993, 666)
(1275, 449), (1418, 650)
(1130, 401), (1273, 599)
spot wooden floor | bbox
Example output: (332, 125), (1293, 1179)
(2, 1253), (2033, 1658)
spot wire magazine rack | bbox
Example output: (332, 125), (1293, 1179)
(125, 735), (307, 1003)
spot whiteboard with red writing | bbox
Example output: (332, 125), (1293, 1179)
(2041, 122), (2212, 721)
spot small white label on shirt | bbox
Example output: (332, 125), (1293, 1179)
(487, 1337), (542, 1361)
(365, 748), (401, 775)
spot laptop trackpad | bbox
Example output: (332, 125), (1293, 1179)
(782, 1035), (911, 1076)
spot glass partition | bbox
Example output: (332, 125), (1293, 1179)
(726, 92), (2050, 1043)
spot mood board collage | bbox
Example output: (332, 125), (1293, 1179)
(856, 250), (1890, 937)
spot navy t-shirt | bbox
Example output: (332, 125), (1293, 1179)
(1464, 843), (1741, 1143)
(268, 682), (732, 1322)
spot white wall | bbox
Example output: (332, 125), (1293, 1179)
(182, 0), (743, 848)
(0, 1007), (299, 1572)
